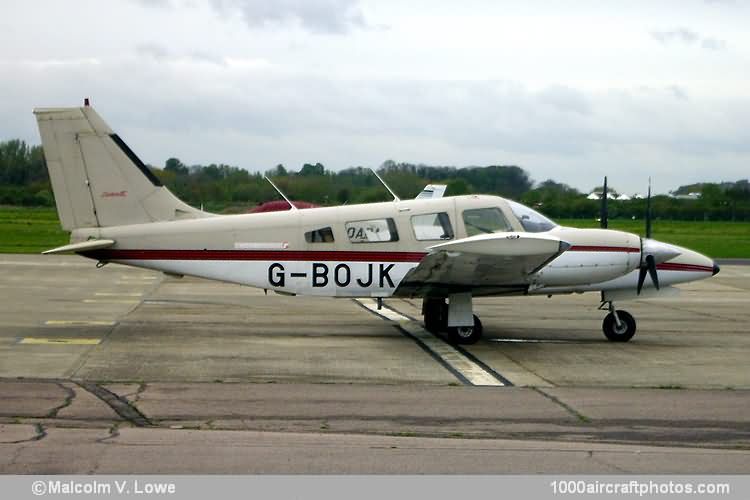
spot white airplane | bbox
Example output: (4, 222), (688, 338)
(35, 103), (720, 344)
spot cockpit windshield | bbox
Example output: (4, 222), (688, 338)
(507, 200), (558, 233)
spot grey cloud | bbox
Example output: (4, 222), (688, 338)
(667, 85), (688, 100)
(135, 43), (227, 65)
(4, 58), (749, 193)
(701, 37), (727, 50)
(130, 0), (174, 7)
(651, 28), (699, 44)
(537, 85), (591, 116)
(186, 50), (227, 65)
(651, 27), (727, 50)
(208, 0), (367, 34)
(135, 43), (171, 61)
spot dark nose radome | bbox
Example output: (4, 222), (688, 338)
(713, 261), (721, 276)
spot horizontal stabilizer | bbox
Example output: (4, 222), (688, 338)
(42, 239), (115, 255)
(415, 184), (447, 199)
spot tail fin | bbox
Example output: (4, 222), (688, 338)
(34, 105), (209, 230)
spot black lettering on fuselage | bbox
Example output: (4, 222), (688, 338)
(334, 264), (351, 287)
(312, 263), (329, 287)
(356, 264), (373, 287)
(268, 263), (285, 287)
(379, 263), (395, 288)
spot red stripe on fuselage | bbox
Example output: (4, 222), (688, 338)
(81, 249), (712, 273)
(82, 249), (428, 263)
(656, 262), (713, 273)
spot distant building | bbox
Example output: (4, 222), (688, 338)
(670, 192), (701, 200)
(587, 192), (635, 201)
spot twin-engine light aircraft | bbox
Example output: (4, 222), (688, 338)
(35, 103), (720, 344)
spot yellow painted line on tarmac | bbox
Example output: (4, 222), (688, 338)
(82, 299), (140, 304)
(19, 337), (102, 345)
(44, 320), (117, 326)
(95, 292), (144, 297)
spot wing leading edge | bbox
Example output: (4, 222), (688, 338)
(395, 232), (570, 297)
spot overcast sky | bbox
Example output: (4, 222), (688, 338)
(1, 0), (748, 194)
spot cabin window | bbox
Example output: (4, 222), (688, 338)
(462, 207), (513, 236)
(305, 227), (335, 243)
(411, 212), (454, 241)
(345, 218), (399, 243)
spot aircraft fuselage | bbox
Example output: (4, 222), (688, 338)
(72, 194), (716, 300)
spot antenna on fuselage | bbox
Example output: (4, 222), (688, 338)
(369, 168), (401, 202)
(264, 176), (298, 211)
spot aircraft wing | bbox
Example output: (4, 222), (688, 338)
(395, 232), (570, 297)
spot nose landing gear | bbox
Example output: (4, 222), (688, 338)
(599, 300), (636, 342)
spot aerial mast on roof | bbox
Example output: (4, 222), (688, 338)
(369, 168), (400, 202)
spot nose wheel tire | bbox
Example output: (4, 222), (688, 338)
(602, 310), (636, 342)
(447, 315), (483, 345)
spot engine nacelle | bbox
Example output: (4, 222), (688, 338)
(535, 228), (641, 287)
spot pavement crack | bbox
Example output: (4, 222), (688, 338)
(4, 423), (47, 444)
(496, 350), (557, 387)
(47, 383), (76, 418)
(133, 383), (148, 404)
(590, 450), (632, 473)
(76, 381), (153, 428)
(533, 387), (591, 423)
(97, 422), (122, 444)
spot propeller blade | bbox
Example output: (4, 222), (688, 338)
(637, 265), (648, 294)
(600, 176), (608, 229)
(646, 254), (660, 290)
(645, 177), (652, 239)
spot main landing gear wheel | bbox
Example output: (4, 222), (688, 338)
(602, 310), (636, 342)
(448, 314), (483, 345)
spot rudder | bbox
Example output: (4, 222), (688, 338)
(34, 104), (209, 230)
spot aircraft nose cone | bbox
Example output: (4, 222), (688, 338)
(713, 261), (721, 276)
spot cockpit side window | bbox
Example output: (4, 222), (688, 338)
(507, 200), (558, 233)
(462, 207), (513, 236)
(305, 227), (335, 243)
(411, 212), (454, 241)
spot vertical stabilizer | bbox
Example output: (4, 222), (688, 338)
(34, 105), (210, 230)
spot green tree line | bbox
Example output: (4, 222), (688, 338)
(1, 139), (749, 220)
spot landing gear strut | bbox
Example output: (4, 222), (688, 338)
(599, 301), (636, 342)
(422, 293), (483, 345)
